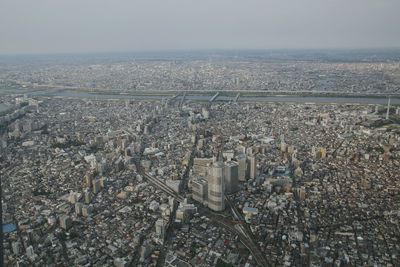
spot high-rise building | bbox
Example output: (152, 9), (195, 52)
(68, 193), (77, 204)
(85, 172), (93, 188)
(248, 155), (257, 180)
(82, 205), (92, 217)
(192, 178), (208, 204)
(75, 203), (83, 216)
(84, 190), (91, 204)
(224, 161), (239, 194)
(207, 161), (225, 211)
(237, 154), (247, 182)
(93, 179), (101, 194)
(60, 215), (72, 230)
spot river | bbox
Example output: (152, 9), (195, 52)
(26, 90), (400, 105)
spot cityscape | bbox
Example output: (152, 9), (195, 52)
(1, 55), (400, 265)
(1, 0), (400, 266)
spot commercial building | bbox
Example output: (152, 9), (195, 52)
(247, 155), (257, 180)
(192, 178), (208, 204)
(207, 161), (225, 211)
(237, 154), (247, 182)
(224, 161), (239, 194)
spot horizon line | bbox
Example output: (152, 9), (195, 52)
(2, 47), (400, 57)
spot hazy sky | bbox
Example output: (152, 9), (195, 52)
(1, 0), (400, 54)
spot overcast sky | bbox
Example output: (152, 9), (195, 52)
(1, 0), (400, 54)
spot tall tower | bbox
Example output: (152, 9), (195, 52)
(248, 155), (257, 180)
(386, 96), (391, 120)
(208, 161), (225, 211)
(237, 154), (247, 182)
(224, 161), (239, 194)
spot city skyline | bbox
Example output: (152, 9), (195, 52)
(1, 1), (400, 266)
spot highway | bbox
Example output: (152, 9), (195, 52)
(179, 91), (187, 109)
(234, 93), (240, 103)
(209, 92), (220, 102)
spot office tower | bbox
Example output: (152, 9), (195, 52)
(237, 154), (247, 182)
(84, 190), (91, 204)
(85, 172), (93, 188)
(93, 179), (101, 194)
(224, 161), (239, 194)
(60, 215), (72, 230)
(248, 155), (257, 180)
(75, 203), (83, 216)
(192, 178), (208, 204)
(82, 205), (92, 217)
(68, 193), (77, 204)
(193, 158), (213, 176)
(207, 161), (225, 211)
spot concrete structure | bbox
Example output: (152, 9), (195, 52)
(192, 178), (208, 204)
(207, 161), (225, 211)
(224, 161), (239, 194)
(237, 154), (247, 182)
(248, 155), (257, 180)
(60, 215), (72, 230)
(84, 190), (91, 204)
(75, 203), (83, 216)
(155, 219), (167, 243)
(93, 179), (101, 194)
(85, 173), (93, 188)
